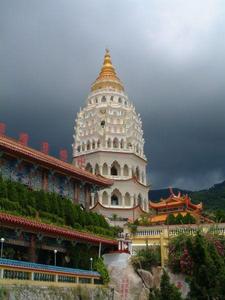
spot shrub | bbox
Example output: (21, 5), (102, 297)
(39, 211), (64, 225)
(94, 257), (110, 285)
(0, 197), (21, 212)
(131, 245), (161, 271)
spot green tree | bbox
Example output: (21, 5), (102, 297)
(150, 270), (183, 300)
(160, 270), (183, 300)
(175, 213), (184, 224)
(166, 213), (177, 225)
(183, 212), (196, 224)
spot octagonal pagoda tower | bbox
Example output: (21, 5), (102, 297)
(73, 50), (149, 221)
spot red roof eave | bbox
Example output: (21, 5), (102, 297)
(0, 212), (118, 246)
(0, 135), (113, 187)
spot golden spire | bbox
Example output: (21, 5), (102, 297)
(91, 49), (124, 92)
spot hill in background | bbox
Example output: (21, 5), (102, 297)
(149, 180), (225, 211)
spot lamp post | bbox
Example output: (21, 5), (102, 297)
(0, 238), (5, 258)
(90, 257), (93, 271)
(54, 249), (57, 266)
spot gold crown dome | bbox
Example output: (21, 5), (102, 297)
(91, 49), (124, 92)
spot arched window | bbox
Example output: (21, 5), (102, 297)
(113, 137), (119, 148)
(102, 163), (108, 175)
(110, 96), (114, 101)
(77, 146), (81, 153)
(85, 163), (93, 173)
(111, 161), (121, 176)
(111, 189), (122, 206)
(123, 164), (129, 176)
(120, 139), (124, 149)
(101, 96), (106, 102)
(95, 98), (98, 103)
(138, 194), (142, 206)
(107, 138), (112, 148)
(97, 139), (101, 148)
(124, 192), (131, 206)
(87, 140), (91, 150)
(136, 166), (140, 181)
(118, 97), (122, 104)
(82, 143), (85, 151)
(92, 140), (96, 149)
(95, 164), (100, 175)
(102, 191), (109, 205)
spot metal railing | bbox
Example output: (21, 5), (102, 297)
(0, 258), (101, 285)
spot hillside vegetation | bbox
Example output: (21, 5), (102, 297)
(0, 175), (118, 238)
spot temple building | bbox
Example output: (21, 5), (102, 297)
(0, 131), (118, 267)
(72, 50), (149, 222)
(0, 131), (113, 210)
(148, 189), (207, 225)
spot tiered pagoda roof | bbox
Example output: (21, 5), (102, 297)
(149, 192), (202, 212)
(149, 189), (204, 224)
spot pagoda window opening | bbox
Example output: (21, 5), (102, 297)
(85, 163), (93, 173)
(77, 146), (81, 153)
(113, 137), (119, 148)
(87, 140), (91, 150)
(101, 96), (106, 102)
(111, 189), (122, 206)
(118, 97), (122, 104)
(137, 194), (142, 206)
(111, 195), (119, 206)
(92, 141), (96, 149)
(135, 167), (140, 181)
(95, 164), (100, 175)
(120, 139), (124, 149)
(123, 164), (129, 176)
(107, 138), (112, 148)
(102, 163), (108, 175)
(111, 161), (121, 176)
(110, 96), (114, 101)
(102, 191), (109, 205)
(125, 192), (131, 206)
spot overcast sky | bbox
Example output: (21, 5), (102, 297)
(1, 0), (225, 191)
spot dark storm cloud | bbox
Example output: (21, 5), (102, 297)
(1, 0), (225, 190)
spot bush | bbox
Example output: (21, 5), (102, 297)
(0, 197), (21, 212)
(131, 245), (161, 271)
(39, 211), (65, 225)
(94, 257), (110, 285)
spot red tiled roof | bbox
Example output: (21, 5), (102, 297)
(0, 135), (113, 187)
(0, 212), (118, 246)
(149, 195), (202, 211)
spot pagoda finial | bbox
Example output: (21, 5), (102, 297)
(91, 49), (124, 92)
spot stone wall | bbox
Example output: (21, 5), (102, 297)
(0, 284), (112, 300)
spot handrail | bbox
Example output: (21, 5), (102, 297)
(0, 258), (99, 277)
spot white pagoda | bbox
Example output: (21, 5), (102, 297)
(73, 50), (149, 222)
